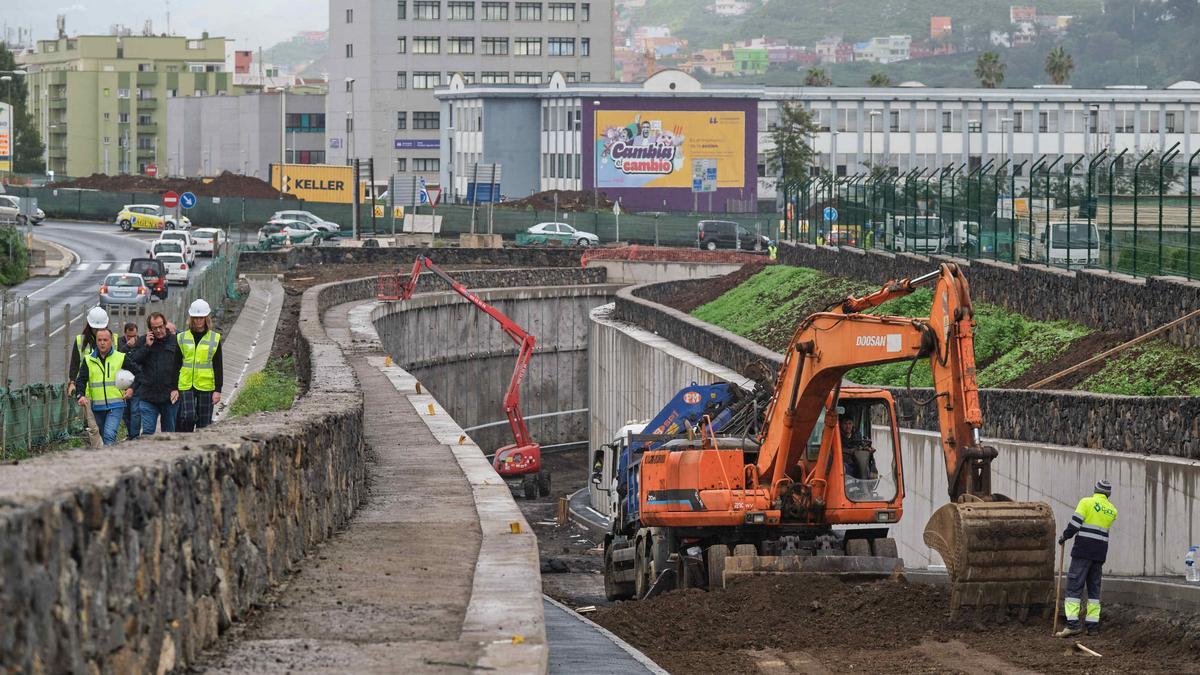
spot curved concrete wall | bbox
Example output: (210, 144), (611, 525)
(374, 284), (620, 452)
(591, 294), (1200, 578)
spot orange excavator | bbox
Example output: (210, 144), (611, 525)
(604, 263), (1055, 614)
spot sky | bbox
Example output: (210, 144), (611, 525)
(2, 0), (326, 53)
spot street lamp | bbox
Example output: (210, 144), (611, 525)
(345, 77), (356, 163)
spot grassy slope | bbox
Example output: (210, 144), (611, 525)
(692, 266), (1103, 390)
(229, 357), (298, 417)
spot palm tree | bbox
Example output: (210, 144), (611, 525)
(1044, 46), (1074, 85)
(867, 72), (893, 87)
(805, 67), (832, 87)
(974, 51), (1007, 88)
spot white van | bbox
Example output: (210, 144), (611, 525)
(1016, 220), (1102, 268)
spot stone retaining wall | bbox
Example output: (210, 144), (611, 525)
(241, 245), (585, 274)
(614, 282), (1200, 459)
(778, 242), (1200, 349)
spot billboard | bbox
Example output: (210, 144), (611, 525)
(594, 110), (745, 190)
(271, 163), (355, 203)
(0, 103), (11, 173)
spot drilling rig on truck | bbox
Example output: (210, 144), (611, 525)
(603, 263), (1056, 615)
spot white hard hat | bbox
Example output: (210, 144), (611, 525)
(115, 369), (136, 390)
(188, 298), (212, 317)
(87, 306), (109, 329)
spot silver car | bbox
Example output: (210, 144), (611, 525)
(99, 273), (151, 314)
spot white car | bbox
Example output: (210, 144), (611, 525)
(528, 222), (601, 247)
(157, 230), (196, 264)
(0, 195), (45, 225)
(116, 204), (191, 231)
(155, 252), (189, 286)
(191, 228), (226, 256)
(149, 239), (186, 260)
(270, 210), (340, 233)
(258, 219), (320, 243)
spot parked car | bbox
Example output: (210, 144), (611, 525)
(697, 219), (769, 251)
(157, 230), (196, 264)
(516, 222), (600, 247)
(155, 252), (189, 286)
(269, 210), (341, 233)
(98, 273), (151, 314)
(128, 258), (168, 300)
(190, 228), (226, 256)
(0, 195), (45, 225)
(258, 219), (321, 245)
(116, 204), (191, 231)
(149, 239), (186, 260)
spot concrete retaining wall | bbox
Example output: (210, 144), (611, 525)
(241, 245), (586, 274)
(615, 282), (1200, 459)
(778, 241), (1200, 349)
(588, 260), (742, 285)
(589, 301), (1200, 578)
(372, 284), (620, 451)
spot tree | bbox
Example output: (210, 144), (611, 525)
(0, 44), (44, 174)
(974, 51), (1007, 88)
(767, 102), (818, 188)
(867, 72), (893, 87)
(804, 67), (832, 87)
(1044, 46), (1074, 85)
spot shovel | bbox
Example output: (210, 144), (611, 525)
(1052, 541), (1065, 635)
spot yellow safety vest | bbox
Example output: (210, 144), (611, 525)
(178, 330), (221, 392)
(83, 349), (127, 406)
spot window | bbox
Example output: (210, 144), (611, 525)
(396, 71), (407, 89)
(515, 38), (542, 55)
(347, 116), (354, 132)
(580, 71), (590, 82)
(397, 0), (407, 18)
(397, 112), (408, 129)
(103, 112), (111, 120)
(413, 72), (440, 89)
(448, 37), (475, 54)
(1166, 111), (1178, 133)
(397, 36), (407, 53)
(458, 71), (476, 84)
(482, 1), (509, 19)
(138, 114), (152, 125)
(889, 110), (899, 132)
(345, 43), (354, 58)
(137, 63), (152, 72)
(413, 111), (440, 129)
(548, 2), (574, 20)
(103, 136), (111, 144)
(413, 158), (440, 172)
(119, 112), (130, 123)
(514, 71), (541, 84)
(581, 2), (589, 20)
(482, 37), (509, 55)
(396, 158), (407, 172)
(548, 38), (574, 56)
(481, 71), (509, 83)
(118, 88), (130, 99)
(414, 1), (440, 19)
(285, 113), (326, 131)
(581, 38), (590, 57)
(515, 2), (542, 20)
(413, 36), (441, 54)
(448, 1), (474, 19)
(346, 8), (353, 22)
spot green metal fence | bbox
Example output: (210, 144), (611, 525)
(780, 149), (1200, 281)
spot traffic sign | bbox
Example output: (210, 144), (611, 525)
(146, 164), (158, 178)
(162, 191), (180, 208)
(823, 206), (839, 222)
(373, 205), (385, 217)
(179, 192), (197, 209)
(427, 187), (442, 207)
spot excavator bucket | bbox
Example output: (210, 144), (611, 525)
(923, 500), (1057, 617)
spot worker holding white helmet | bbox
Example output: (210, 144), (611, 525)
(173, 298), (224, 431)
(67, 306), (110, 395)
(73, 325), (139, 446)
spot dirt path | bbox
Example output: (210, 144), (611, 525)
(590, 575), (1200, 674)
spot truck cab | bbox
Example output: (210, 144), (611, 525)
(888, 215), (946, 254)
(1016, 219), (1101, 268)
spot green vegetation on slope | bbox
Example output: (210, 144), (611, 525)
(229, 357), (297, 418)
(1081, 341), (1200, 397)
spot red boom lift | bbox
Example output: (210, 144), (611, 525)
(386, 255), (550, 498)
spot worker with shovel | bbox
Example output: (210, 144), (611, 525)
(1056, 480), (1118, 638)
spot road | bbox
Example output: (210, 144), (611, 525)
(3, 220), (213, 385)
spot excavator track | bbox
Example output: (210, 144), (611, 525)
(923, 500), (1057, 618)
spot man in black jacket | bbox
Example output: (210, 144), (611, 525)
(127, 312), (182, 434)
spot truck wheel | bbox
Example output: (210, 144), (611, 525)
(706, 544), (729, 591)
(604, 545), (635, 601)
(634, 537), (651, 599)
(537, 471), (551, 497)
(522, 475), (537, 500)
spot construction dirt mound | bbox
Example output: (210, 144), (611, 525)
(49, 172), (293, 200)
(497, 189), (615, 212)
(656, 261), (771, 314)
(591, 575), (1200, 674)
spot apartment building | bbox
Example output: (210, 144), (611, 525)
(20, 35), (231, 177)
(326, 0), (614, 181)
